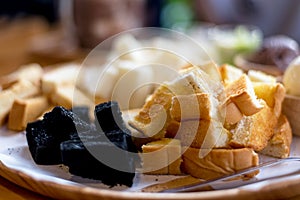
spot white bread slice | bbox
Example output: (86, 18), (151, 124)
(50, 85), (93, 109)
(8, 96), (49, 131)
(181, 61), (222, 83)
(221, 100), (244, 125)
(224, 74), (264, 117)
(122, 109), (160, 148)
(0, 80), (40, 125)
(260, 114), (292, 158)
(50, 84), (95, 119)
(129, 66), (228, 152)
(219, 64), (244, 86)
(170, 93), (211, 121)
(172, 66), (228, 153)
(196, 61), (222, 82)
(141, 138), (182, 175)
(166, 119), (230, 149)
(229, 100), (278, 151)
(0, 63), (43, 88)
(222, 74), (264, 125)
(41, 64), (80, 94)
(129, 85), (173, 139)
(182, 147), (259, 180)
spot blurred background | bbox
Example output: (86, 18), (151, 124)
(0, 0), (299, 74)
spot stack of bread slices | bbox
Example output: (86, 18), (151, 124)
(128, 62), (292, 180)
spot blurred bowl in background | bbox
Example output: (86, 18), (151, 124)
(234, 53), (282, 76)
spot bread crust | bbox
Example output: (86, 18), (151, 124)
(224, 74), (263, 117)
(8, 96), (49, 131)
(129, 86), (173, 139)
(229, 100), (277, 151)
(253, 82), (286, 118)
(141, 138), (182, 175)
(260, 114), (292, 158)
(0, 80), (40, 125)
(219, 64), (244, 86)
(182, 147), (259, 180)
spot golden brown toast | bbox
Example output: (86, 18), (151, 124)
(219, 64), (244, 86)
(253, 82), (286, 118)
(0, 80), (40, 125)
(8, 96), (49, 131)
(229, 100), (278, 151)
(129, 85), (173, 140)
(224, 74), (264, 116)
(260, 114), (292, 158)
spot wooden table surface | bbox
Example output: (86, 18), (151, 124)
(1, 17), (300, 200)
(0, 17), (85, 200)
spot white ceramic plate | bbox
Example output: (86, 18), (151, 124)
(1, 127), (300, 200)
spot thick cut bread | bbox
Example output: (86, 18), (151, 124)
(8, 96), (49, 131)
(260, 114), (292, 158)
(130, 66), (228, 152)
(41, 64), (80, 94)
(253, 82), (285, 118)
(0, 63), (43, 87)
(170, 93), (211, 121)
(196, 61), (222, 82)
(182, 61), (222, 83)
(182, 147), (259, 180)
(221, 100), (244, 125)
(166, 119), (230, 149)
(247, 70), (277, 83)
(224, 74), (264, 117)
(0, 80), (40, 125)
(219, 64), (244, 86)
(171, 66), (228, 152)
(229, 100), (277, 151)
(141, 138), (182, 175)
(50, 84), (95, 119)
(50, 85), (93, 108)
(129, 85), (173, 139)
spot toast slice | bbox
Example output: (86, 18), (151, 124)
(170, 93), (211, 121)
(182, 147), (259, 180)
(141, 138), (182, 175)
(0, 63), (43, 87)
(225, 74), (264, 116)
(0, 80), (40, 125)
(229, 100), (278, 151)
(253, 82), (285, 118)
(49, 84), (95, 120)
(166, 119), (230, 149)
(129, 85), (173, 140)
(41, 64), (80, 94)
(219, 64), (244, 86)
(129, 66), (228, 151)
(222, 74), (264, 125)
(260, 114), (292, 158)
(8, 96), (49, 131)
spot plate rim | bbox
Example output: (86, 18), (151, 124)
(1, 158), (300, 200)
